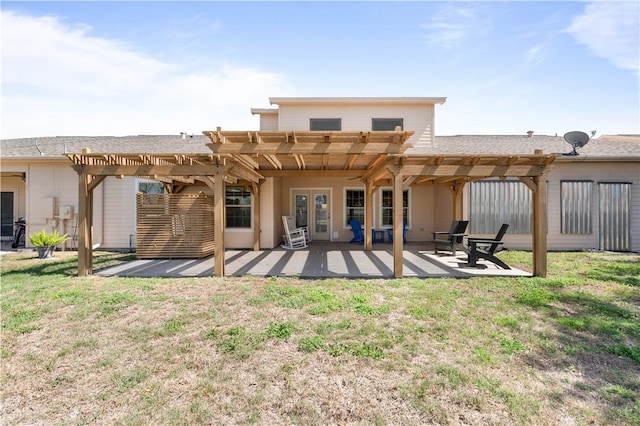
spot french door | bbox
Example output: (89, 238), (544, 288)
(292, 189), (331, 241)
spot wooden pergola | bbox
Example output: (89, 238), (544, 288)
(68, 130), (554, 278)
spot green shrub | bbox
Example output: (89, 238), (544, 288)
(29, 229), (69, 247)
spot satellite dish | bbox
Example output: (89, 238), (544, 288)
(563, 131), (590, 156)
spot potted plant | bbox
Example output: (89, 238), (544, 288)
(29, 229), (69, 259)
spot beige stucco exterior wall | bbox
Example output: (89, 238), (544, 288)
(259, 177), (281, 249)
(275, 177), (439, 244)
(459, 160), (639, 252)
(101, 176), (139, 250)
(276, 103), (436, 146)
(19, 162), (103, 250)
(259, 114), (279, 131)
(546, 161), (639, 252)
(100, 176), (282, 251)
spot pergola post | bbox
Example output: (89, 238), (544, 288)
(451, 180), (466, 221)
(364, 180), (374, 250)
(392, 169), (404, 278)
(213, 170), (225, 277)
(251, 182), (261, 251)
(77, 170), (92, 276)
(532, 175), (548, 277)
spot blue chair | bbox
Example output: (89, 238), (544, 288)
(349, 219), (364, 245)
(387, 220), (407, 244)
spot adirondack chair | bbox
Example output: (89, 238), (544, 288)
(387, 220), (407, 244)
(349, 219), (364, 245)
(281, 216), (308, 249)
(466, 223), (510, 269)
(433, 220), (469, 255)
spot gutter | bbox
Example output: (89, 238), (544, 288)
(1, 156), (71, 162)
(553, 155), (640, 162)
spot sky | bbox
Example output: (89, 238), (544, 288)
(1, 1), (639, 139)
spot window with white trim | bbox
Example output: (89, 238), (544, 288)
(561, 181), (593, 234)
(381, 189), (409, 227)
(345, 189), (365, 226)
(225, 186), (252, 228)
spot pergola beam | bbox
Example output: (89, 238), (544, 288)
(398, 164), (547, 178)
(227, 163), (265, 183)
(73, 164), (229, 176)
(206, 142), (408, 155)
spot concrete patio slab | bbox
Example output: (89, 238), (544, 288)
(95, 242), (531, 278)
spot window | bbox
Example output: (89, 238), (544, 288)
(137, 181), (165, 194)
(561, 181), (592, 234)
(310, 118), (341, 131)
(136, 180), (166, 208)
(225, 186), (252, 228)
(345, 189), (364, 226)
(381, 189), (409, 227)
(469, 180), (531, 234)
(372, 118), (403, 131)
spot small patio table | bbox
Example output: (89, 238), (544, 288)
(372, 229), (385, 243)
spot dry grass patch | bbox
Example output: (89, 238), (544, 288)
(1, 250), (638, 424)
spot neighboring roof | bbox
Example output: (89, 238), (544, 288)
(0, 135), (211, 160)
(2, 134), (638, 161)
(408, 135), (640, 160)
(250, 108), (278, 115)
(598, 134), (640, 142)
(269, 97), (447, 105)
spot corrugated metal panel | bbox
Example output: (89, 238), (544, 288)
(470, 181), (531, 234)
(561, 181), (593, 234)
(599, 183), (631, 251)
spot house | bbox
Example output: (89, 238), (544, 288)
(1, 97), (638, 278)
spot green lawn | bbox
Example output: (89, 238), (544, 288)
(1, 250), (638, 425)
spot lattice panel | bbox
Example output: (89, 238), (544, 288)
(136, 193), (215, 259)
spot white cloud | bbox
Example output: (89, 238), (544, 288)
(0, 11), (290, 138)
(422, 4), (478, 50)
(525, 44), (545, 67)
(566, 2), (640, 74)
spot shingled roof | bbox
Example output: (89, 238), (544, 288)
(0, 135), (211, 159)
(1, 134), (638, 160)
(409, 134), (640, 158)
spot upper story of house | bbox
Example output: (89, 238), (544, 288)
(251, 97), (447, 148)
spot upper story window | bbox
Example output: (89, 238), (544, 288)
(372, 118), (403, 131)
(310, 118), (342, 131)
